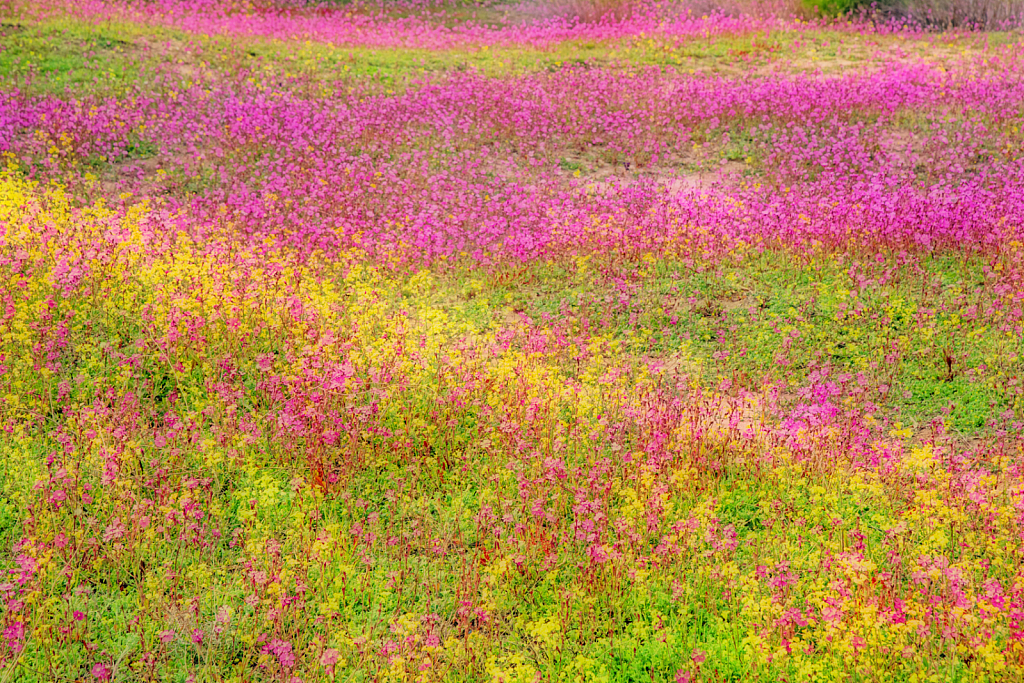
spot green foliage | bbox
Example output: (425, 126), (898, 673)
(0, 22), (141, 93)
(802, 0), (871, 16)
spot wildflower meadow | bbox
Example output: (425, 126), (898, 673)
(2, 0), (1024, 681)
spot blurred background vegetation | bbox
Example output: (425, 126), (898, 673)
(334, 0), (1023, 28)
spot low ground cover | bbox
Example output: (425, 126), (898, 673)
(2, 1), (1024, 681)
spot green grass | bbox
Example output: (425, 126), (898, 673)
(0, 21), (147, 93)
(3, 15), (1009, 98)
(423, 249), (1022, 437)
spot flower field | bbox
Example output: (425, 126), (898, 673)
(2, 1), (1024, 681)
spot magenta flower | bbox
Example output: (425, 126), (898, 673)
(102, 518), (126, 543)
(319, 647), (340, 674)
(263, 639), (296, 668)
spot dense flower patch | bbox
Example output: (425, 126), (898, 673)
(2, 2), (1024, 681)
